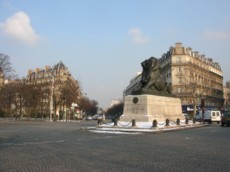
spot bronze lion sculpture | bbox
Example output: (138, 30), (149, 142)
(131, 57), (172, 96)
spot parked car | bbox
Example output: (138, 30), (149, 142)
(182, 113), (191, 120)
(221, 112), (230, 127)
(195, 110), (221, 123)
(92, 114), (102, 120)
(86, 116), (92, 120)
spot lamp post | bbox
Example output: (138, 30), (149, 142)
(50, 76), (54, 122)
(201, 98), (205, 122)
(71, 102), (78, 120)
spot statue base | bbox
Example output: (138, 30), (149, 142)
(120, 95), (183, 122)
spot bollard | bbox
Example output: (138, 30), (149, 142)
(186, 118), (188, 124)
(132, 119), (136, 127)
(114, 119), (117, 126)
(166, 119), (169, 126)
(176, 118), (180, 125)
(97, 119), (102, 126)
(152, 120), (157, 127)
(193, 118), (196, 124)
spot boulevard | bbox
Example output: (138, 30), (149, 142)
(0, 120), (229, 172)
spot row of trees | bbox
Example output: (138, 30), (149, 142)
(0, 79), (49, 118)
(105, 102), (124, 119)
(0, 53), (99, 119)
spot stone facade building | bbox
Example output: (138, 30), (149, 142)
(223, 82), (230, 109)
(159, 42), (223, 108)
(26, 61), (82, 119)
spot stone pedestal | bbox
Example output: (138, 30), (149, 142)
(120, 95), (182, 122)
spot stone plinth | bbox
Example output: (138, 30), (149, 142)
(120, 95), (182, 122)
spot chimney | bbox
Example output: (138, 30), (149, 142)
(28, 69), (33, 75)
(45, 66), (51, 72)
(35, 68), (40, 73)
(175, 42), (182, 47)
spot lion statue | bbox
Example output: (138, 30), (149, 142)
(131, 57), (172, 96)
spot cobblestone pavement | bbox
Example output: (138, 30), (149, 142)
(0, 120), (229, 172)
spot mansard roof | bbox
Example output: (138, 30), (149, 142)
(53, 61), (66, 72)
(27, 61), (71, 79)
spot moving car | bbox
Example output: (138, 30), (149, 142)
(221, 112), (230, 127)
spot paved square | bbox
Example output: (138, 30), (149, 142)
(0, 120), (229, 172)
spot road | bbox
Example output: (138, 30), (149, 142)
(0, 120), (229, 172)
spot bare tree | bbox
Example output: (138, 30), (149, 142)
(78, 96), (98, 116)
(0, 53), (16, 79)
(12, 79), (27, 118)
(174, 66), (211, 118)
(12, 80), (51, 119)
(0, 82), (18, 117)
(105, 102), (124, 119)
(48, 76), (82, 120)
(60, 78), (81, 105)
(38, 82), (51, 118)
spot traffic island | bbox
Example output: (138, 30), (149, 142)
(82, 119), (208, 134)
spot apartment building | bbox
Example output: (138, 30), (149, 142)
(223, 81), (230, 108)
(26, 61), (81, 119)
(160, 42), (223, 107)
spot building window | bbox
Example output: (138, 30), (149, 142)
(178, 88), (181, 93)
(177, 57), (181, 63)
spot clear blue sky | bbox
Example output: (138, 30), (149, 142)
(0, 0), (230, 108)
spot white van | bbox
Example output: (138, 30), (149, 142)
(195, 110), (221, 123)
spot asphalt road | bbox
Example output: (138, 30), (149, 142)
(0, 120), (229, 172)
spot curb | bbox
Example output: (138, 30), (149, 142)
(82, 124), (209, 134)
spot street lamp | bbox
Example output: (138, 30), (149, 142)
(50, 76), (54, 122)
